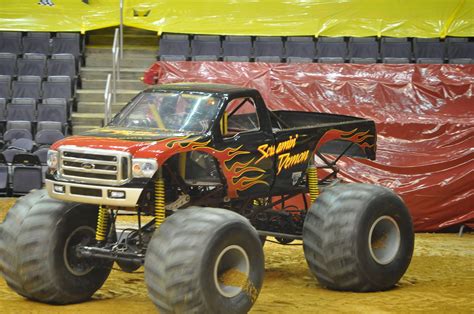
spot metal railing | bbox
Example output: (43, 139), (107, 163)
(119, 0), (124, 59)
(104, 73), (112, 125)
(104, 27), (121, 125)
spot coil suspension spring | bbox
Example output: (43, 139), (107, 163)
(96, 205), (109, 242)
(154, 170), (166, 227)
(307, 163), (320, 203)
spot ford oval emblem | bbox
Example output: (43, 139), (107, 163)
(82, 163), (95, 170)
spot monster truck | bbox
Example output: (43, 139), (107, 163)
(0, 83), (414, 313)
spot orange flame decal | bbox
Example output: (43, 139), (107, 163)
(153, 137), (268, 198)
(316, 128), (375, 151)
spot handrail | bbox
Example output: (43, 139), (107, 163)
(110, 27), (121, 125)
(104, 73), (112, 125)
(107, 23), (121, 126)
(112, 27), (120, 82)
(119, 0), (124, 59)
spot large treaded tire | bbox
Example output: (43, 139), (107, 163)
(0, 189), (46, 298)
(303, 183), (414, 292)
(0, 189), (113, 304)
(145, 206), (264, 314)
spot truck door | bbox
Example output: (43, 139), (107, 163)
(213, 94), (275, 199)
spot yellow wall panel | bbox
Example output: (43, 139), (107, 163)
(0, 0), (473, 37)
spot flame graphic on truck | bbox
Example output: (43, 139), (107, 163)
(158, 137), (268, 197)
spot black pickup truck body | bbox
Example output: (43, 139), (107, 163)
(47, 83), (376, 206)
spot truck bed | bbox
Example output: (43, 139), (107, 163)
(272, 110), (371, 129)
(271, 110), (377, 160)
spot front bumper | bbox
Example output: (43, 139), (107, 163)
(45, 179), (143, 207)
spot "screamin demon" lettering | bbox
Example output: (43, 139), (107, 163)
(277, 150), (309, 174)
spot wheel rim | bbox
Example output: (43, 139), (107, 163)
(213, 245), (250, 298)
(63, 226), (96, 276)
(368, 216), (401, 265)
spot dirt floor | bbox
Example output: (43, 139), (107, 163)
(0, 198), (473, 313)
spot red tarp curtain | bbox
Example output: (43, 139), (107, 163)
(144, 62), (474, 232)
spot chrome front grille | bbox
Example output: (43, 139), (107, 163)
(58, 146), (131, 186)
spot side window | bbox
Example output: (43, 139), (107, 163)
(222, 97), (259, 137)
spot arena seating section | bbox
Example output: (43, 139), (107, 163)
(0, 31), (82, 195)
(158, 35), (474, 64)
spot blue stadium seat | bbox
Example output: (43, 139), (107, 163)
(316, 37), (347, 61)
(191, 35), (221, 60)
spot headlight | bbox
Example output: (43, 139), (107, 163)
(132, 158), (158, 178)
(47, 150), (59, 170)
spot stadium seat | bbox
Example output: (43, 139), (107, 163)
(11, 153), (43, 195)
(158, 34), (190, 60)
(7, 98), (36, 122)
(22, 32), (51, 55)
(17, 53), (47, 77)
(413, 38), (445, 61)
(159, 55), (186, 61)
(255, 56), (281, 63)
(4, 121), (33, 143)
(35, 129), (64, 145)
(2, 149), (23, 164)
(316, 37), (347, 61)
(223, 56), (250, 62)
(0, 75), (11, 100)
(38, 98), (68, 122)
(381, 37), (412, 62)
(285, 37), (315, 61)
(0, 154), (8, 195)
(350, 57), (377, 64)
(348, 37), (379, 63)
(47, 53), (76, 78)
(254, 37), (284, 61)
(8, 138), (35, 152)
(448, 58), (472, 64)
(12, 76), (42, 100)
(222, 36), (252, 60)
(318, 57), (345, 63)
(42, 76), (72, 100)
(191, 35), (221, 60)
(33, 147), (48, 164)
(383, 57), (410, 64)
(287, 57), (313, 63)
(1, 137), (36, 164)
(0, 32), (22, 55)
(0, 98), (6, 121)
(191, 55), (219, 61)
(446, 37), (474, 60)
(162, 34), (189, 40)
(0, 53), (17, 76)
(52, 33), (81, 58)
(416, 58), (444, 64)
(37, 120), (63, 132)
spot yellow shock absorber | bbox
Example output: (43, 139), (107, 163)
(96, 205), (109, 242)
(154, 171), (166, 228)
(307, 163), (320, 203)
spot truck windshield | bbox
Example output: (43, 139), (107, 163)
(110, 91), (220, 133)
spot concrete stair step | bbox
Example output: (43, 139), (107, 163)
(77, 101), (127, 114)
(81, 78), (150, 90)
(72, 112), (104, 126)
(72, 125), (100, 135)
(88, 34), (158, 46)
(86, 55), (156, 68)
(77, 89), (141, 103)
(80, 67), (147, 80)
